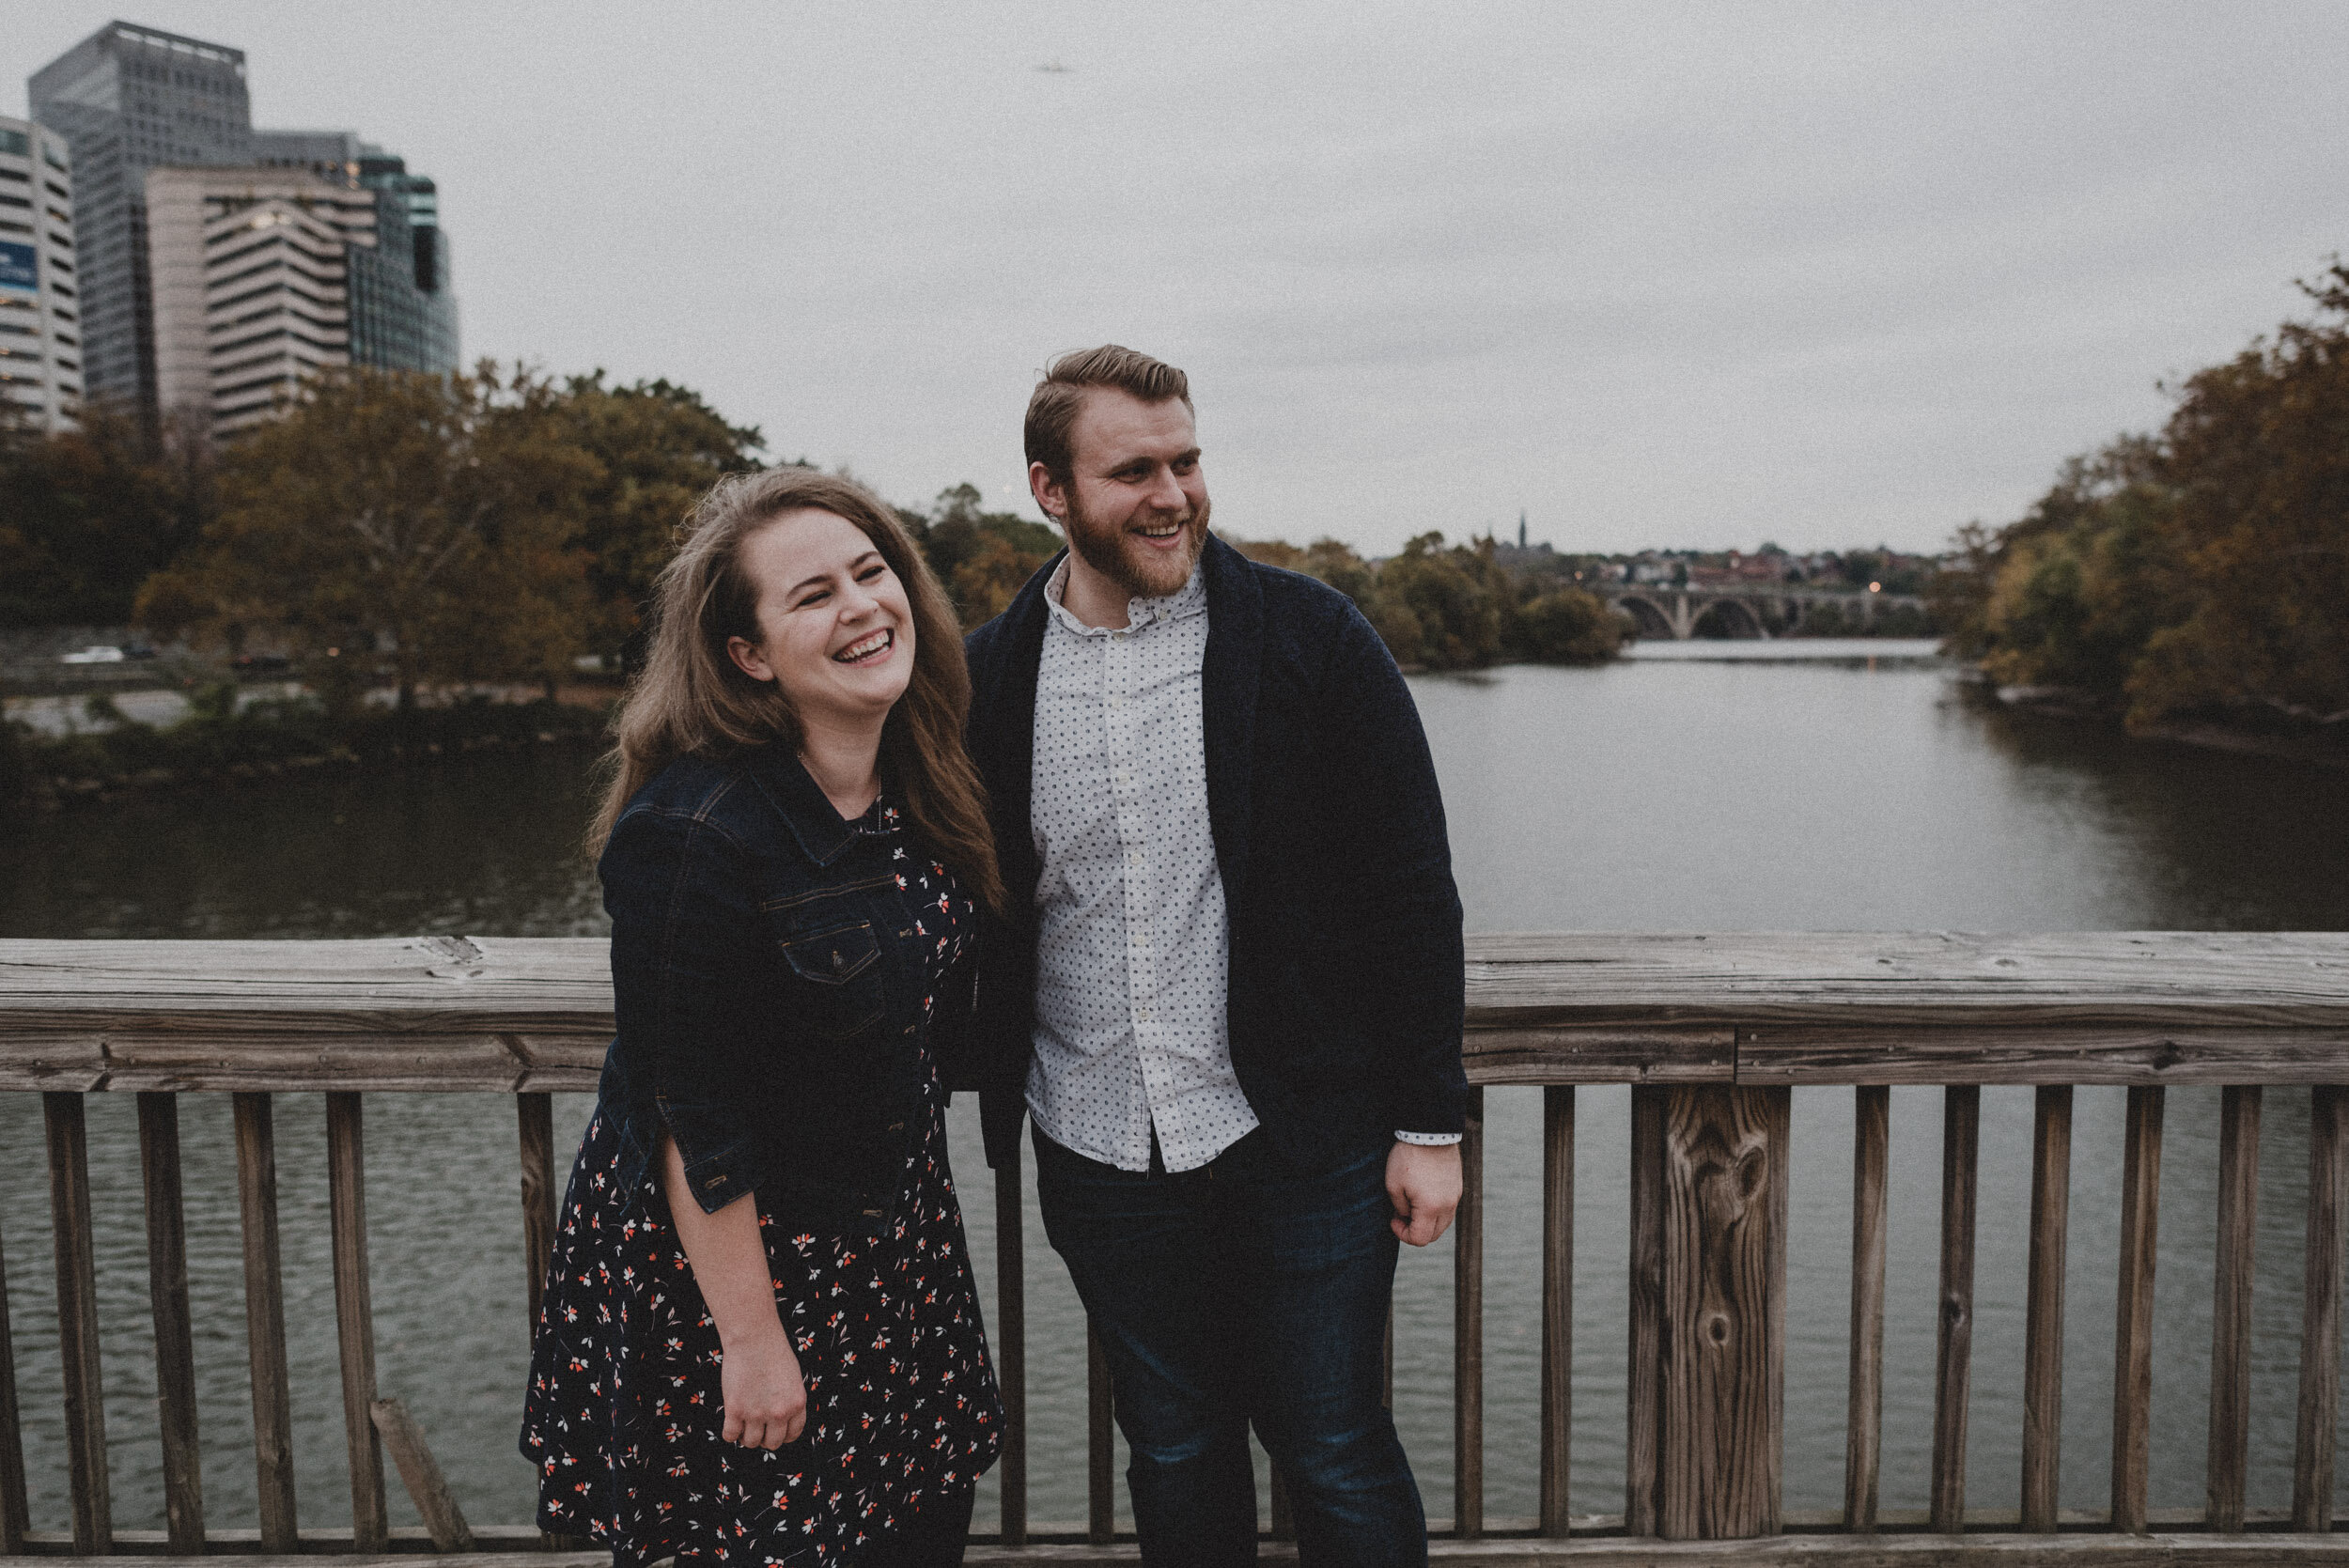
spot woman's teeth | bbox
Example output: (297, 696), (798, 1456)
(834, 629), (893, 663)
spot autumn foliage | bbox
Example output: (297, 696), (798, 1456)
(1942, 264), (2349, 731)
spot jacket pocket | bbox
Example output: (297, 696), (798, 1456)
(778, 919), (886, 1039)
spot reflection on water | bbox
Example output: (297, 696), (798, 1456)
(1, 661), (2343, 1535)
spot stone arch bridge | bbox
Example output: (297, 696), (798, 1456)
(1595, 582), (1927, 640)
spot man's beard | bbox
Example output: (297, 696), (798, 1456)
(1064, 489), (1210, 601)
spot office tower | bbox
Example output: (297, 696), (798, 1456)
(28, 23), (254, 423)
(0, 116), (81, 433)
(147, 164), (379, 438)
(254, 132), (459, 374)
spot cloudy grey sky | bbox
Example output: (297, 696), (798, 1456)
(11, 3), (2345, 556)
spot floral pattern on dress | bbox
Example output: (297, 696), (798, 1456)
(521, 800), (999, 1566)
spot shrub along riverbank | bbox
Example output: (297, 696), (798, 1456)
(0, 687), (610, 814)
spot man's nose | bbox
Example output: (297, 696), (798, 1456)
(1146, 467), (1187, 510)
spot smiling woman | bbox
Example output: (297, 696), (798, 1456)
(523, 467), (1008, 1565)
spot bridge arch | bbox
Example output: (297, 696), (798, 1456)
(1689, 597), (1767, 640)
(1615, 594), (1676, 640)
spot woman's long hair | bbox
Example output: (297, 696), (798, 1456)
(588, 468), (1003, 910)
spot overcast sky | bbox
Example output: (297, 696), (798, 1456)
(10, 3), (2345, 557)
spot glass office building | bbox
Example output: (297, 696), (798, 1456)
(254, 131), (459, 376)
(28, 23), (253, 423)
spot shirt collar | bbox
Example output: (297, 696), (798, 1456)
(1042, 556), (1207, 638)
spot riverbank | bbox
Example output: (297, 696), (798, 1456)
(0, 687), (613, 814)
(1976, 676), (2349, 771)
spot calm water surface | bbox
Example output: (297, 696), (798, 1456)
(3, 643), (2345, 1535)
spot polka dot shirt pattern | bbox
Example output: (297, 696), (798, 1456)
(1025, 560), (1261, 1173)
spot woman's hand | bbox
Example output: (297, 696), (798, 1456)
(720, 1323), (808, 1450)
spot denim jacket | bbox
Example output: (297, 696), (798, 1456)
(594, 742), (971, 1234)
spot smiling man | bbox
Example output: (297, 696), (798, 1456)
(960, 346), (1468, 1565)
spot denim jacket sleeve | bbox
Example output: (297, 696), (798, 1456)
(601, 802), (782, 1215)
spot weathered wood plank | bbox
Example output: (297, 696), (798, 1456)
(2112, 1086), (2165, 1534)
(2295, 1085), (2349, 1533)
(1845, 1085), (1889, 1534)
(1458, 1086), (1487, 1540)
(1087, 1319), (1113, 1546)
(327, 1093), (388, 1551)
(1656, 1085), (1788, 1540)
(369, 1398), (474, 1552)
(45, 1092), (110, 1555)
(137, 1093), (205, 1552)
(5, 932), (2348, 1092)
(1932, 1086), (1981, 1535)
(0, 1203), (28, 1556)
(515, 1094), (557, 1344)
(2022, 1086), (2072, 1534)
(1626, 1086), (1665, 1536)
(2207, 1086), (2261, 1533)
(1541, 1085), (1575, 1538)
(995, 1155), (1029, 1549)
(234, 1094), (299, 1552)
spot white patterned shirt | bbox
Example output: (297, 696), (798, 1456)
(1024, 558), (1461, 1172)
(1026, 560), (1255, 1172)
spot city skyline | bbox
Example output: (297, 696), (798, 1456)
(7, 4), (2346, 555)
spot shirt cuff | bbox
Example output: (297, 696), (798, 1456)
(1393, 1130), (1463, 1146)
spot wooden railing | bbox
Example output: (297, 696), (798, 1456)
(3, 931), (2348, 1565)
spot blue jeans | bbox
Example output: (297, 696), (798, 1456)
(1034, 1127), (1427, 1567)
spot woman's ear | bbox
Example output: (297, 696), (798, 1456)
(725, 634), (775, 684)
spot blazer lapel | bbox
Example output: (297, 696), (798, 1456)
(1200, 536), (1261, 895)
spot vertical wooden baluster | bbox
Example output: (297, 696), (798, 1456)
(0, 1208), (28, 1555)
(1844, 1084), (1889, 1534)
(992, 1157), (1027, 1547)
(327, 1091), (388, 1550)
(517, 1093), (557, 1340)
(1626, 1085), (1665, 1536)
(1655, 1084), (1789, 1540)
(1268, 1465), (1295, 1540)
(138, 1093), (205, 1552)
(1087, 1317), (1114, 1545)
(44, 1091), (110, 1555)
(2110, 1085), (2165, 1534)
(235, 1093), (299, 1552)
(1930, 1085), (1980, 1536)
(2207, 1085), (2261, 1532)
(2295, 1084), (2349, 1533)
(2021, 1084), (2073, 1533)
(1540, 1085), (1576, 1538)
(1455, 1085), (1485, 1540)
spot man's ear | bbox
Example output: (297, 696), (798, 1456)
(1028, 459), (1067, 526)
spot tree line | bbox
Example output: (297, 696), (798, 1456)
(0, 365), (1627, 702)
(1936, 263), (2349, 733)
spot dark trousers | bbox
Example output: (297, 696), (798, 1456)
(853, 1483), (973, 1567)
(1034, 1126), (1427, 1567)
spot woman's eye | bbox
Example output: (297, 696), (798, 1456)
(797, 591), (830, 609)
(858, 565), (886, 582)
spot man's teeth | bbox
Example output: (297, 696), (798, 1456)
(835, 630), (892, 661)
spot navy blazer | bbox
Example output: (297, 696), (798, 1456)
(961, 534), (1468, 1172)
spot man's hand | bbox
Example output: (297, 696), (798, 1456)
(1386, 1140), (1462, 1247)
(719, 1323), (808, 1450)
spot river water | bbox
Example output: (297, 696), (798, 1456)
(3, 640), (2346, 1537)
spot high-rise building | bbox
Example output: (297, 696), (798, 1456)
(147, 165), (381, 437)
(254, 131), (458, 375)
(0, 116), (81, 433)
(28, 23), (253, 422)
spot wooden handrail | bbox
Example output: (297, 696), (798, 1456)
(3, 931), (2348, 1565)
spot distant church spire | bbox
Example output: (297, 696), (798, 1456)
(1518, 509), (1527, 550)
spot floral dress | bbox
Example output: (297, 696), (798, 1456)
(521, 800), (1001, 1566)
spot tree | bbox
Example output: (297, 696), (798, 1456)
(908, 483), (1061, 627)
(0, 401), (214, 626)
(137, 365), (598, 709)
(552, 373), (765, 669)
